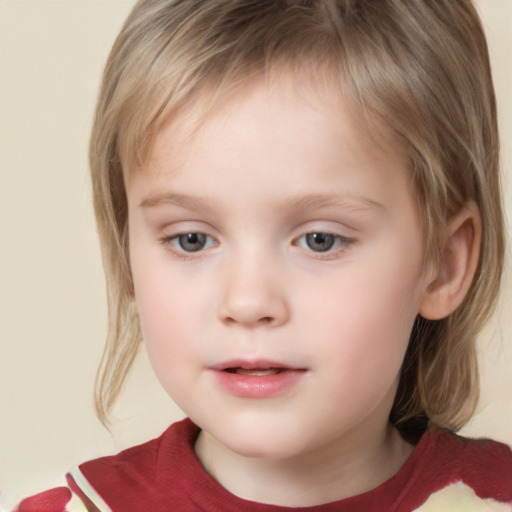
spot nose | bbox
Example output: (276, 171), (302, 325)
(217, 255), (289, 328)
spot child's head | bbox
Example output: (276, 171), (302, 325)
(90, 0), (504, 436)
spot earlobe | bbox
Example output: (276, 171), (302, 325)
(419, 203), (481, 320)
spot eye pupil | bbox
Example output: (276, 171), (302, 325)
(178, 233), (206, 252)
(306, 233), (335, 252)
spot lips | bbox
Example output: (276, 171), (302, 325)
(211, 359), (299, 372)
(224, 367), (285, 376)
(211, 360), (306, 398)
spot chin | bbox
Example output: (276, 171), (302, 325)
(227, 437), (300, 460)
(190, 406), (320, 460)
(214, 422), (315, 461)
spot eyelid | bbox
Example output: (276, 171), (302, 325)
(159, 230), (218, 256)
(293, 231), (354, 258)
(177, 233), (216, 251)
(295, 232), (351, 248)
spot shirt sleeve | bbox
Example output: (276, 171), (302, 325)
(13, 487), (90, 512)
(413, 482), (512, 512)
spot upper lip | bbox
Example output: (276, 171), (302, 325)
(210, 359), (304, 371)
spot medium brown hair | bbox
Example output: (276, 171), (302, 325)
(90, 0), (504, 430)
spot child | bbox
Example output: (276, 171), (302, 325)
(15, 0), (512, 510)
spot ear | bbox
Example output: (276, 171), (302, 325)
(419, 203), (481, 320)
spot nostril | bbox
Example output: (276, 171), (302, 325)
(224, 315), (274, 326)
(217, 288), (289, 327)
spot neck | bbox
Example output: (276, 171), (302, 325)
(194, 420), (414, 507)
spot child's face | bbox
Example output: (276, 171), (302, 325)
(126, 77), (427, 460)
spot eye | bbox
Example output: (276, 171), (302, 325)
(168, 232), (216, 253)
(296, 232), (351, 253)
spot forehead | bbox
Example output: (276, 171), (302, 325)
(145, 73), (405, 178)
(126, 75), (416, 225)
(122, 67), (406, 179)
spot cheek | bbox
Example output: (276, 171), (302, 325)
(304, 251), (423, 381)
(130, 251), (196, 373)
(136, 284), (198, 401)
(131, 235), (196, 335)
(130, 252), (221, 400)
(135, 279), (195, 350)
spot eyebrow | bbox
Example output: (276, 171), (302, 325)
(139, 191), (384, 214)
(277, 193), (384, 214)
(140, 192), (209, 210)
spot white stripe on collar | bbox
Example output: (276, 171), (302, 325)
(68, 466), (113, 512)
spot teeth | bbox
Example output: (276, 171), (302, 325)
(234, 368), (282, 376)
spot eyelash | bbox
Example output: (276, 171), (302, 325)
(161, 232), (217, 254)
(294, 232), (353, 257)
(159, 231), (353, 258)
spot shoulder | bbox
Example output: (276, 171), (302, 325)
(414, 481), (512, 512)
(68, 418), (199, 511)
(436, 428), (512, 499)
(406, 428), (512, 510)
(13, 419), (199, 512)
(75, 417), (197, 483)
(13, 486), (90, 512)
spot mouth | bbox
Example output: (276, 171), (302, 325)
(212, 359), (304, 374)
(223, 367), (288, 376)
(211, 360), (307, 398)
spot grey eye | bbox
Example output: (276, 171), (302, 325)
(175, 233), (208, 252)
(295, 232), (351, 254)
(304, 233), (336, 252)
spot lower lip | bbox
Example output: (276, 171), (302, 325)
(213, 369), (306, 398)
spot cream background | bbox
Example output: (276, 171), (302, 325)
(0, 0), (510, 507)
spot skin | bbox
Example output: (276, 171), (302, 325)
(125, 76), (461, 506)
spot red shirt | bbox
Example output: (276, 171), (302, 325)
(16, 418), (512, 511)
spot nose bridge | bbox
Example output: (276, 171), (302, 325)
(218, 243), (289, 327)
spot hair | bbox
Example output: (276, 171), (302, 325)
(90, 0), (504, 431)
